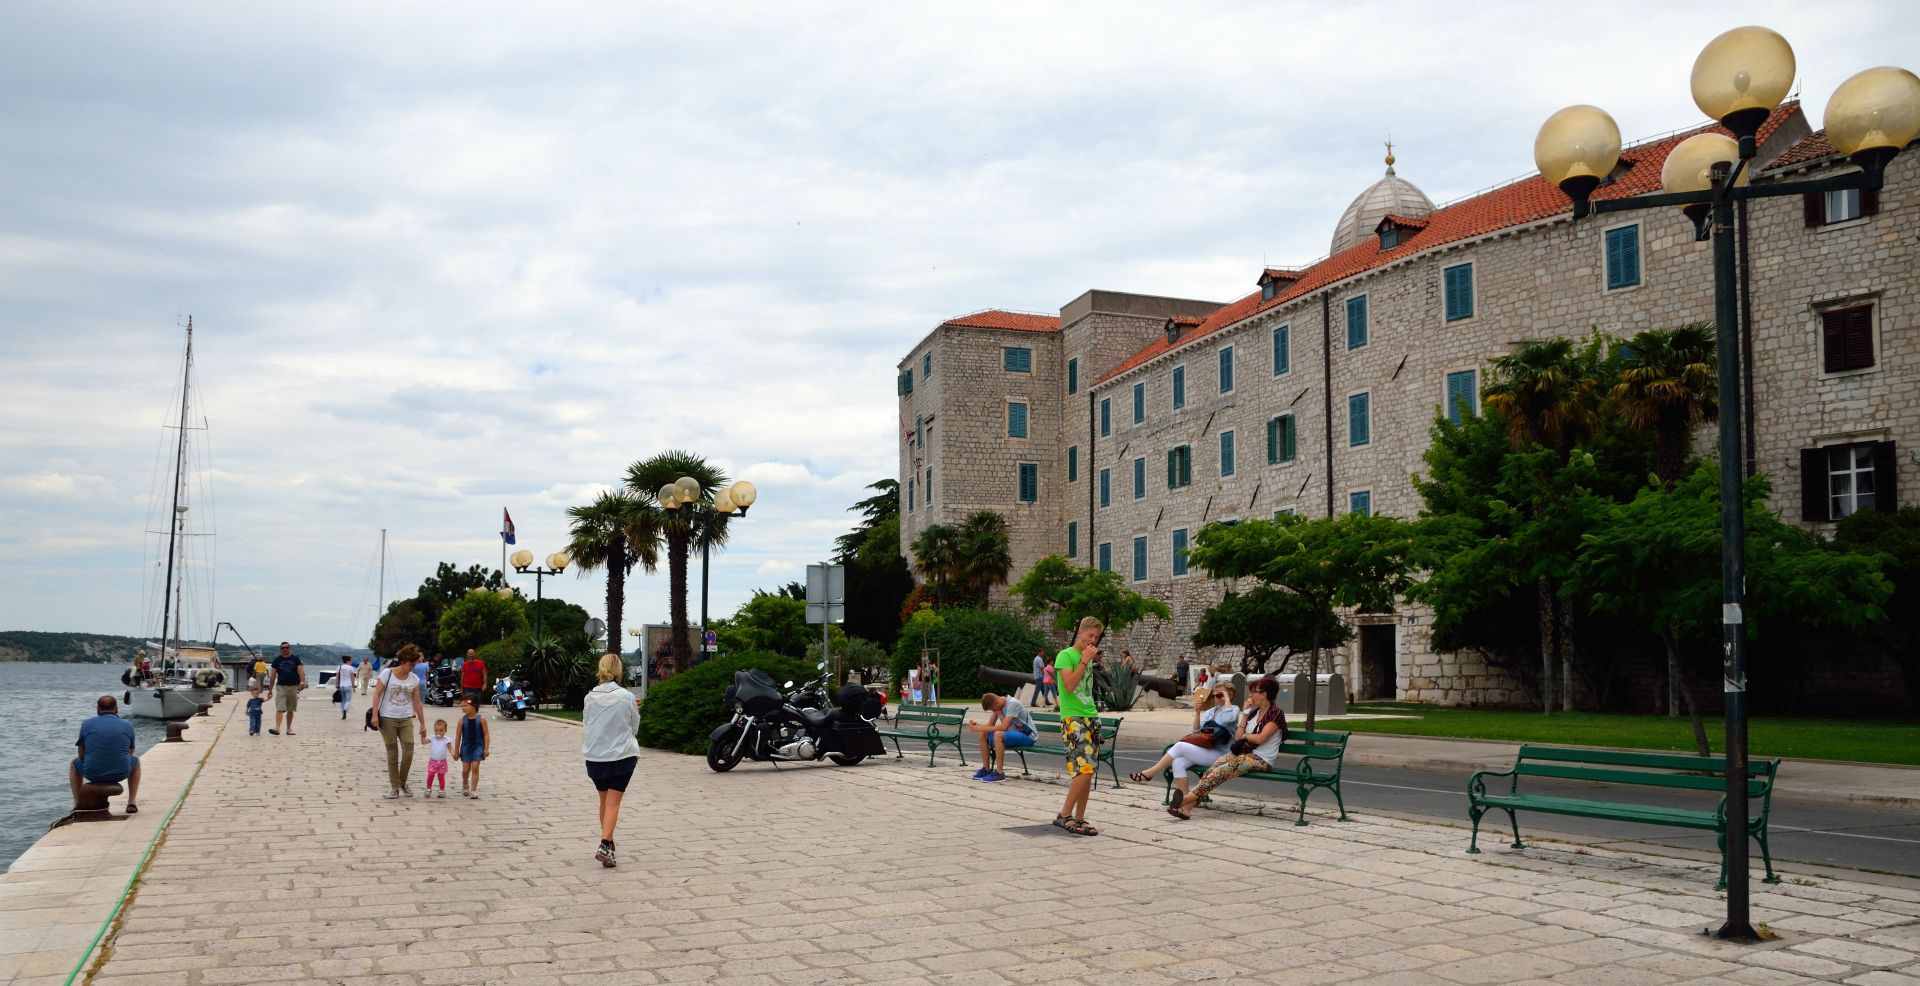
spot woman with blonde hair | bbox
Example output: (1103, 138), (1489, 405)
(1128, 683), (1239, 799)
(582, 653), (641, 867)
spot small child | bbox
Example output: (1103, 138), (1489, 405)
(246, 686), (264, 736)
(455, 697), (490, 798)
(425, 720), (453, 798)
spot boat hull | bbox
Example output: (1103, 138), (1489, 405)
(125, 686), (205, 720)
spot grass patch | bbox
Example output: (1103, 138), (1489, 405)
(1336, 703), (1920, 766)
(539, 709), (582, 722)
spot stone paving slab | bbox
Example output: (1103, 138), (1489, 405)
(59, 696), (1920, 985)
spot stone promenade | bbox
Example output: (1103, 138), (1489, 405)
(52, 695), (1920, 985)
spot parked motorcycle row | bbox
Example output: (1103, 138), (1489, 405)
(706, 663), (888, 772)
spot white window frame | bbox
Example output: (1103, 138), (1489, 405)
(1825, 187), (1863, 225)
(1272, 322), (1291, 377)
(1602, 220), (1643, 293)
(1268, 412), (1297, 466)
(1171, 363), (1188, 410)
(1826, 443), (1878, 519)
(1348, 489), (1373, 516)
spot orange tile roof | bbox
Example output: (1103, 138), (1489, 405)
(941, 309), (1061, 333)
(1768, 130), (1838, 169)
(1259, 267), (1305, 284)
(1166, 313), (1206, 327)
(1378, 214), (1430, 229)
(1096, 104), (1801, 385)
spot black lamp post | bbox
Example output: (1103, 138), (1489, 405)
(657, 476), (759, 664)
(510, 548), (571, 644)
(1535, 28), (1919, 941)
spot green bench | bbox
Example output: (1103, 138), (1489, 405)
(1466, 745), (1781, 889)
(1009, 711), (1125, 788)
(1159, 729), (1352, 826)
(876, 703), (968, 767)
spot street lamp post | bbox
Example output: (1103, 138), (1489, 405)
(657, 476), (760, 666)
(509, 548), (571, 643)
(1534, 28), (1919, 941)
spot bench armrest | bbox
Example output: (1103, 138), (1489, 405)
(1466, 766), (1516, 801)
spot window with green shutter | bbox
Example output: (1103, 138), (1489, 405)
(925, 466), (933, 504)
(1018, 463), (1038, 502)
(1132, 536), (1147, 582)
(1349, 490), (1372, 516)
(1132, 382), (1145, 423)
(1219, 345), (1235, 393)
(922, 353), (932, 380)
(1166, 445), (1192, 489)
(1348, 392), (1370, 447)
(1132, 457), (1145, 499)
(1444, 262), (1474, 321)
(1171, 528), (1188, 576)
(1066, 446), (1078, 483)
(1445, 370), (1478, 425)
(1100, 398), (1111, 437)
(1067, 357), (1078, 394)
(1172, 366), (1186, 409)
(1097, 542), (1112, 573)
(1273, 324), (1290, 375)
(1605, 225), (1640, 289)
(897, 370), (913, 395)
(1067, 522), (1078, 558)
(1007, 402), (1028, 438)
(1003, 347), (1032, 373)
(907, 478), (915, 512)
(1267, 414), (1296, 464)
(1346, 296), (1369, 349)
(1219, 430), (1236, 477)
(914, 414), (924, 448)
(1099, 468), (1111, 508)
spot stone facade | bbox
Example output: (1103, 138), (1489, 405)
(899, 107), (1918, 706)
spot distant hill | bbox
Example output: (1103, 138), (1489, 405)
(0, 631), (368, 665)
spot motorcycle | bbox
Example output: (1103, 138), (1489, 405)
(706, 666), (887, 772)
(424, 663), (461, 707)
(493, 671), (532, 720)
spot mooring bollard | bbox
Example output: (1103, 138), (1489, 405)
(195, 703), (211, 717)
(165, 722), (189, 742)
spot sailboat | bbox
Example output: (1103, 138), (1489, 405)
(124, 319), (228, 720)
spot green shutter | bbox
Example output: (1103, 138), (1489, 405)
(1167, 449), (1176, 488)
(1067, 446), (1077, 482)
(1606, 226), (1640, 289)
(1346, 296), (1368, 349)
(1067, 522), (1077, 558)
(1282, 415), (1296, 461)
(1273, 325), (1289, 375)
(1445, 264), (1473, 321)
(1267, 417), (1278, 463)
(1067, 357), (1078, 393)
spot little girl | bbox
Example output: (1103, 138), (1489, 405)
(425, 720), (453, 798)
(455, 697), (490, 798)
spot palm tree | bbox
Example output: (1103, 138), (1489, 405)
(566, 491), (661, 663)
(1610, 324), (1718, 485)
(1482, 335), (1609, 714)
(954, 510), (1013, 606)
(624, 451), (730, 674)
(909, 523), (962, 607)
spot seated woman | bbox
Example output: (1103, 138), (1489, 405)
(1129, 685), (1238, 801)
(1167, 677), (1286, 820)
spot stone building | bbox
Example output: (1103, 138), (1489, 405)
(897, 103), (1917, 705)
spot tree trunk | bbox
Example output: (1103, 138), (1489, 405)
(668, 526), (691, 674)
(605, 539), (625, 663)
(1305, 619), (1321, 731)
(1559, 596), (1576, 712)
(1666, 642), (1680, 717)
(1665, 627), (1711, 756)
(1536, 577), (1556, 714)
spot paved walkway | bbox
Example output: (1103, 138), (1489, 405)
(30, 693), (1920, 985)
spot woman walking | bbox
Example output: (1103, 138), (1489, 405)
(370, 644), (428, 799)
(336, 655), (356, 720)
(1129, 684), (1239, 800)
(582, 653), (640, 867)
(1167, 676), (1286, 820)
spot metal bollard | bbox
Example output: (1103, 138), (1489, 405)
(165, 722), (189, 742)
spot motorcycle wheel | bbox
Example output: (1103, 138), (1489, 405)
(513, 708), (527, 721)
(707, 733), (746, 772)
(828, 754), (866, 766)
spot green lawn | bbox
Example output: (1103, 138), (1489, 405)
(1335, 703), (1920, 766)
(537, 709), (582, 721)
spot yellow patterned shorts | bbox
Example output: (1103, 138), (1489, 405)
(1061, 716), (1099, 777)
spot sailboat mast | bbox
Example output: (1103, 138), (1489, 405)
(378, 529), (387, 615)
(157, 318), (193, 664)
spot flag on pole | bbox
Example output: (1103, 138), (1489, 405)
(501, 509), (516, 545)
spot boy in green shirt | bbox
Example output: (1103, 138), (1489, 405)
(1052, 615), (1105, 836)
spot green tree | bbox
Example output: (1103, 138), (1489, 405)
(1610, 324), (1718, 486)
(368, 598), (432, 658)
(524, 596), (592, 643)
(887, 608), (1048, 701)
(810, 634), (885, 684)
(954, 510), (1014, 606)
(1480, 334), (1610, 713)
(1832, 507), (1920, 701)
(625, 450), (729, 674)
(1010, 555), (1172, 636)
(910, 522), (963, 607)
(436, 588), (528, 657)
(1188, 513), (1420, 729)
(714, 592), (811, 657)
(834, 479), (900, 562)
(566, 490), (661, 656)
(835, 480), (913, 648)
(1191, 586), (1351, 674)
(1569, 464), (1891, 754)
(416, 562), (509, 631)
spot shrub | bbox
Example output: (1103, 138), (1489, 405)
(888, 608), (1047, 701)
(636, 650), (815, 755)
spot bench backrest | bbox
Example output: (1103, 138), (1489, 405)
(1029, 711), (1122, 742)
(1277, 729), (1349, 760)
(1515, 745), (1778, 797)
(892, 704), (966, 726)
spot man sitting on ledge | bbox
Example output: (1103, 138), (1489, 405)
(71, 694), (140, 814)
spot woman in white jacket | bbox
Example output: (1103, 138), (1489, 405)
(582, 653), (641, 868)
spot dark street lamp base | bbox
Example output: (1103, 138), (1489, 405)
(1713, 920), (1762, 942)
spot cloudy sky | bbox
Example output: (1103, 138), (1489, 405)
(2, 2), (1913, 648)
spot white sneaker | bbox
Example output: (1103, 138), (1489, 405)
(384, 788), (399, 799)
(401, 785), (413, 798)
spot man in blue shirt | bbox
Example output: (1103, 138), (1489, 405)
(70, 694), (140, 813)
(267, 641), (305, 736)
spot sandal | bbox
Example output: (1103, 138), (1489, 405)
(1063, 817), (1099, 836)
(1051, 814), (1071, 831)
(1167, 800), (1191, 821)
(1127, 771), (1150, 783)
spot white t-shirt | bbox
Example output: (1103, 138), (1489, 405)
(337, 663), (354, 691)
(427, 736), (453, 762)
(377, 668), (420, 719)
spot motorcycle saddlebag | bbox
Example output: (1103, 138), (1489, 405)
(822, 712), (889, 756)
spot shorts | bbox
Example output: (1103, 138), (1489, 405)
(427, 760), (448, 779)
(1002, 729), (1036, 749)
(1060, 716), (1100, 777)
(586, 756), (637, 793)
(275, 686), (300, 712)
(73, 756), (137, 784)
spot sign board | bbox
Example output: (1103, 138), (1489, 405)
(805, 563), (845, 624)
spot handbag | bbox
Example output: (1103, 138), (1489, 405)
(1230, 738), (1255, 756)
(1178, 730), (1214, 747)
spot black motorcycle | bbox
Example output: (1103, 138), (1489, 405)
(706, 667), (887, 772)
(425, 663), (461, 707)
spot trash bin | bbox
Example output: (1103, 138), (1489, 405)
(1273, 674), (1310, 713)
(1315, 673), (1347, 716)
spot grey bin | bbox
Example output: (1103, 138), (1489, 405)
(1272, 674), (1311, 714)
(1315, 673), (1347, 716)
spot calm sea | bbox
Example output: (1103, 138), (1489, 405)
(0, 663), (172, 873)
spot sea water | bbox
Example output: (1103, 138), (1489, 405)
(0, 663), (172, 872)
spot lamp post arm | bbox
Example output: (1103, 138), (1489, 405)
(1585, 167), (1882, 218)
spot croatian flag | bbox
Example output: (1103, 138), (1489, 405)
(501, 509), (516, 545)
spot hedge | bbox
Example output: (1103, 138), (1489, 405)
(888, 608), (1048, 701)
(636, 651), (816, 755)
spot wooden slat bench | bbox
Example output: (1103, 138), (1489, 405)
(1466, 744), (1782, 889)
(875, 703), (968, 767)
(1010, 711), (1124, 788)
(1159, 729), (1352, 825)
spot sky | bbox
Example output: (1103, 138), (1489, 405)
(2, 2), (1914, 648)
